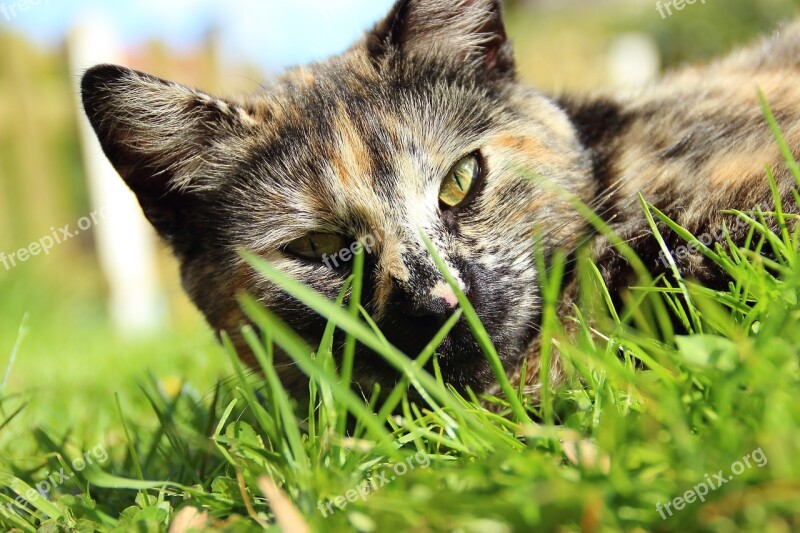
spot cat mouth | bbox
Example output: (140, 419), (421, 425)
(368, 311), (500, 393)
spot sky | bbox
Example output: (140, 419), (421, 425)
(0, 0), (396, 71)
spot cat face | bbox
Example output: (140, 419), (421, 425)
(81, 0), (593, 395)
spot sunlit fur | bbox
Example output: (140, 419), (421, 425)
(81, 0), (800, 400)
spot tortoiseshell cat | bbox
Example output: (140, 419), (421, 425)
(81, 0), (800, 399)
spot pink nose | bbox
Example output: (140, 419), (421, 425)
(439, 285), (458, 309)
(433, 282), (459, 309)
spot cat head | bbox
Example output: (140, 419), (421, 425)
(81, 0), (593, 396)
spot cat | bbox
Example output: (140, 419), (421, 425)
(80, 0), (800, 400)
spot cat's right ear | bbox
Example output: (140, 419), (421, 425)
(366, 0), (514, 79)
(80, 65), (256, 249)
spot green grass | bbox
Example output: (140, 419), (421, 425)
(2, 116), (800, 532)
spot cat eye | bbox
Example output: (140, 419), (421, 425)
(284, 233), (347, 261)
(439, 153), (480, 208)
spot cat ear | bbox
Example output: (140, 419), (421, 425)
(80, 65), (256, 247)
(367, 0), (514, 77)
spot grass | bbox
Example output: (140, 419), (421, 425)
(2, 114), (800, 532)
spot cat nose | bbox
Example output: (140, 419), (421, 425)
(393, 280), (459, 325)
(401, 296), (455, 324)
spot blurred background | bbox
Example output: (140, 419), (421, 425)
(0, 0), (798, 446)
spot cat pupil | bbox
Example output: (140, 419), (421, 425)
(453, 171), (465, 191)
(308, 237), (319, 256)
(439, 154), (478, 207)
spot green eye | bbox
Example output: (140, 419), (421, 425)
(439, 154), (480, 208)
(284, 233), (346, 260)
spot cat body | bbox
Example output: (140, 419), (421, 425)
(80, 0), (800, 398)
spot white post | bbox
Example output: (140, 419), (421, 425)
(608, 33), (661, 88)
(68, 18), (163, 335)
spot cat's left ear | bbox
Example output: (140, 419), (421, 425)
(367, 0), (514, 78)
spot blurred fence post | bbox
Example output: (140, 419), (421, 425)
(608, 33), (660, 88)
(68, 20), (163, 335)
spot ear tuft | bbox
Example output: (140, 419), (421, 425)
(367, 0), (514, 78)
